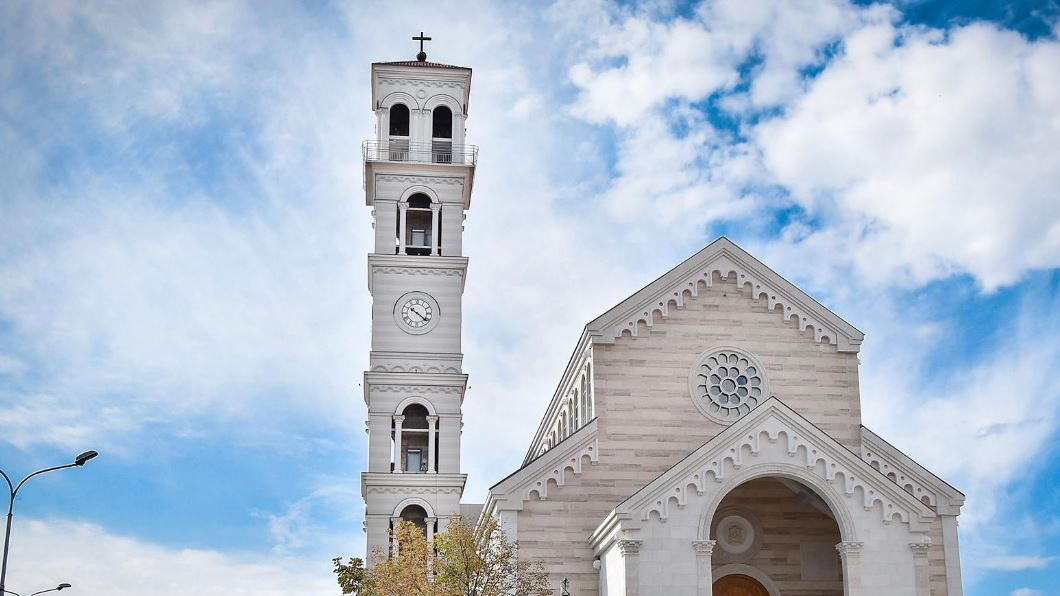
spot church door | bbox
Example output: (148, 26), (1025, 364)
(712, 574), (769, 596)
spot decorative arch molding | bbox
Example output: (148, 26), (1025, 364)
(399, 185), (440, 205)
(696, 463), (858, 544)
(394, 396), (437, 416)
(423, 93), (463, 113)
(586, 238), (863, 352)
(524, 438), (597, 502)
(711, 565), (781, 596)
(379, 91), (421, 111)
(613, 399), (935, 539)
(393, 496), (436, 517)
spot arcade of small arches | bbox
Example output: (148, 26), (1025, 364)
(390, 400), (439, 474)
(537, 363), (595, 457)
(381, 96), (459, 165)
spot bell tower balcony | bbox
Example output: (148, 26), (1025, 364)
(363, 140), (478, 167)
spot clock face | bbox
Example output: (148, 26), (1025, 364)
(401, 298), (433, 329)
(393, 292), (440, 335)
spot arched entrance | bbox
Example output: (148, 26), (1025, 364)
(706, 477), (844, 595)
(713, 574), (769, 596)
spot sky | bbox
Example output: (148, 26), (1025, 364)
(0, 0), (1059, 594)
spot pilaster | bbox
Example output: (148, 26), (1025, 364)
(910, 540), (932, 596)
(836, 541), (864, 596)
(692, 540), (716, 596)
(618, 539), (643, 596)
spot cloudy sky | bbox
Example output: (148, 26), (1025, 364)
(1, 0), (1059, 594)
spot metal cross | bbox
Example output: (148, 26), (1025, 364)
(413, 31), (432, 54)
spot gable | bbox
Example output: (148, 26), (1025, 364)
(598, 398), (936, 543)
(586, 237), (864, 352)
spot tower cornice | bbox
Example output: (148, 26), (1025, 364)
(368, 254), (469, 292)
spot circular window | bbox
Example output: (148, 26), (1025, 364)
(688, 347), (767, 423)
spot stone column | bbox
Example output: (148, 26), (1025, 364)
(427, 415), (438, 473)
(426, 516), (437, 545)
(390, 516), (402, 557)
(910, 540), (932, 596)
(617, 539), (643, 596)
(430, 204), (440, 256)
(393, 415), (405, 473)
(398, 202), (408, 255)
(378, 107), (389, 144)
(836, 541), (864, 596)
(692, 540), (716, 596)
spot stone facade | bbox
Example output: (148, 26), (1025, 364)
(483, 239), (965, 595)
(354, 55), (965, 596)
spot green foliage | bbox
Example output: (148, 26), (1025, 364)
(333, 517), (549, 596)
(332, 556), (366, 595)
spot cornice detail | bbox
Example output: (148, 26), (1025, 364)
(370, 363), (462, 374)
(588, 238), (863, 352)
(373, 267), (464, 277)
(376, 174), (464, 186)
(373, 385), (463, 394)
(378, 77), (464, 90)
(627, 400), (933, 530)
(523, 438), (598, 502)
(366, 486), (463, 495)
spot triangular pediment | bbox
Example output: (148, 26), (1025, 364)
(586, 237), (864, 352)
(608, 398), (935, 533)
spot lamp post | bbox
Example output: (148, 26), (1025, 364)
(4, 582), (73, 596)
(560, 577), (570, 596)
(0, 452), (97, 596)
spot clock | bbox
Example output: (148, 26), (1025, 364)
(393, 291), (440, 335)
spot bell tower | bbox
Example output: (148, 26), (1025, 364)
(360, 40), (477, 558)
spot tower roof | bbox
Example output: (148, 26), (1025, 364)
(373, 60), (471, 71)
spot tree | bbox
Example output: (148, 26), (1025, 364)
(335, 517), (550, 596)
(332, 556), (366, 595)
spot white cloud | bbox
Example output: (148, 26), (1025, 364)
(984, 555), (1056, 571)
(756, 21), (1060, 289)
(4, 518), (337, 596)
(1011, 588), (1044, 596)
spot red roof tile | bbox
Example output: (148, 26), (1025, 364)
(374, 60), (470, 71)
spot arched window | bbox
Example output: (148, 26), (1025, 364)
(402, 193), (435, 256)
(390, 104), (410, 136)
(399, 404), (429, 473)
(432, 106), (453, 163)
(572, 391), (580, 431)
(388, 103), (410, 161)
(432, 106), (452, 139)
(586, 364), (594, 420)
(398, 504), (429, 537)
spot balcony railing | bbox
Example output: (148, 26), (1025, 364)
(363, 140), (478, 167)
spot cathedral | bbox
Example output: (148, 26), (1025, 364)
(360, 47), (965, 596)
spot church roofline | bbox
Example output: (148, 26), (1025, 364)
(590, 397), (938, 549)
(373, 60), (472, 70)
(586, 236), (864, 352)
(860, 425), (966, 506)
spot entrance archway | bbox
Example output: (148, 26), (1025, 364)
(706, 477), (844, 596)
(713, 574), (769, 596)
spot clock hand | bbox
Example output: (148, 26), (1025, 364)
(408, 308), (424, 322)
(412, 307), (428, 320)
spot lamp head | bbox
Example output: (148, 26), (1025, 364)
(57, 585), (71, 591)
(74, 451), (98, 466)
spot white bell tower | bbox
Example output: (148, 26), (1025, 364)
(360, 38), (477, 559)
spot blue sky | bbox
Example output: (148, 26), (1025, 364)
(1, 1), (1059, 594)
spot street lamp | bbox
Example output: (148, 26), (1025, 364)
(0, 452), (98, 595)
(4, 582), (73, 596)
(560, 577), (570, 596)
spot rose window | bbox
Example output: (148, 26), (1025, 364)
(689, 348), (766, 423)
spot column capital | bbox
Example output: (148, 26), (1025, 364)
(394, 415), (405, 423)
(430, 203), (441, 212)
(909, 541), (932, 556)
(836, 541), (864, 557)
(617, 539), (643, 557)
(390, 516), (402, 524)
(426, 415), (439, 422)
(399, 201), (409, 210)
(691, 539), (716, 556)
